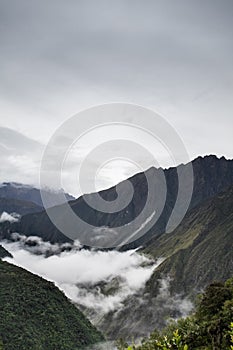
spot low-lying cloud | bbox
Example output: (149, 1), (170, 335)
(156, 276), (193, 318)
(0, 211), (20, 223)
(1, 235), (193, 340)
(2, 236), (161, 316)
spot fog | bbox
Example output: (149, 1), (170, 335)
(1, 235), (193, 340)
(0, 211), (20, 223)
(2, 236), (162, 315)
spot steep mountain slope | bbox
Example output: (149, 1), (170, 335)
(94, 185), (233, 340)
(145, 184), (233, 296)
(0, 197), (42, 216)
(1, 155), (233, 246)
(0, 260), (103, 350)
(0, 182), (74, 208)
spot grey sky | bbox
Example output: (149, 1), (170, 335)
(0, 0), (233, 195)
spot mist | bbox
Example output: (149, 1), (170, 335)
(1, 235), (193, 340)
(2, 236), (161, 315)
(0, 211), (20, 223)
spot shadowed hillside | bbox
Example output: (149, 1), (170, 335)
(0, 260), (103, 350)
(1, 155), (233, 246)
(95, 185), (233, 339)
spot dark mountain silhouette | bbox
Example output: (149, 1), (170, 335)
(0, 197), (42, 216)
(1, 155), (233, 246)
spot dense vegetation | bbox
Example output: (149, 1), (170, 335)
(144, 184), (233, 297)
(97, 185), (233, 339)
(116, 278), (233, 350)
(0, 260), (103, 350)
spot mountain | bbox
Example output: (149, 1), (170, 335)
(0, 197), (42, 216)
(144, 184), (233, 296)
(0, 182), (75, 208)
(0, 259), (103, 350)
(94, 185), (233, 340)
(1, 155), (233, 246)
(0, 155), (232, 342)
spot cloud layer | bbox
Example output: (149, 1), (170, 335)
(2, 237), (161, 314)
(0, 211), (20, 223)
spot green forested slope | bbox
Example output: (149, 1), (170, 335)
(117, 278), (233, 350)
(97, 186), (233, 340)
(144, 185), (233, 296)
(0, 260), (103, 350)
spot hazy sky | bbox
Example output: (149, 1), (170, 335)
(1, 0), (233, 194)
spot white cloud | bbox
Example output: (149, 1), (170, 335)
(0, 212), (20, 223)
(0, 127), (44, 187)
(156, 276), (193, 318)
(1, 1), (233, 195)
(2, 237), (162, 315)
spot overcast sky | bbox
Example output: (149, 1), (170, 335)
(1, 0), (233, 195)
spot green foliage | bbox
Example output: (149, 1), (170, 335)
(229, 322), (233, 350)
(0, 260), (103, 350)
(117, 278), (233, 350)
(143, 186), (233, 298)
(116, 338), (129, 350)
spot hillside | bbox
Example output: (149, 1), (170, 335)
(0, 260), (103, 350)
(1, 155), (233, 246)
(144, 184), (233, 296)
(95, 185), (233, 340)
(116, 278), (233, 350)
(0, 197), (42, 216)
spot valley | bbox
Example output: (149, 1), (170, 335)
(0, 155), (232, 348)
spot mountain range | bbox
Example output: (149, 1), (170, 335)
(1, 155), (233, 247)
(0, 154), (232, 342)
(0, 182), (74, 209)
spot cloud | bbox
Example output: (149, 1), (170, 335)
(0, 211), (20, 223)
(87, 274), (194, 339)
(0, 0), (233, 171)
(10, 232), (81, 255)
(86, 341), (115, 350)
(156, 276), (193, 318)
(0, 127), (44, 186)
(1, 236), (193, 340)
(2, 236), (162, 315)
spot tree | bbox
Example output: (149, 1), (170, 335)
(116, 278), (233, 350)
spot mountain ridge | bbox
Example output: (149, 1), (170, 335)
(1, 155), (233, 247)
(0, 182), (75, 209)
